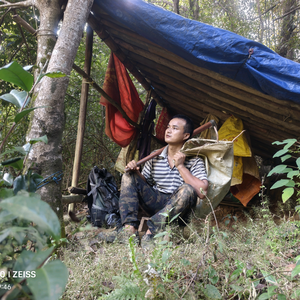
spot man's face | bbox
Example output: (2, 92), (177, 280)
(165, 118), (190, 144)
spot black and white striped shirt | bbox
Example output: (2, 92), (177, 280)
(141, 146), (207, 194)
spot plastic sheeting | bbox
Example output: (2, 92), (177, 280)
(95, 0), (300, 103)
(181, 138), (234, 218)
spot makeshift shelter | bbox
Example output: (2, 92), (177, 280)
(65, 0), (300, 212)
(88, 0), (300, 159)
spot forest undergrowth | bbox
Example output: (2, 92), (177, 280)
(61, 203), (300, 300)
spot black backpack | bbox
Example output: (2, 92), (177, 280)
(85, 166), (121, 228)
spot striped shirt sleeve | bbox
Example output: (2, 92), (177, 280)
(141, 159), (154, 186)
(186, 157), (207, 181)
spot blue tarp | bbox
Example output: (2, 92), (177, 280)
(95, 0), (300, 103)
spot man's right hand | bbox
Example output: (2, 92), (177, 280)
(125, 160), (140, 173)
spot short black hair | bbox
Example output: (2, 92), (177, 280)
(172, 114), (194, 140)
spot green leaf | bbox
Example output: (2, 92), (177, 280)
(267, 286), (278, 293)
(287, 170), (299, 179)
(277, 294), (286, 300)
(0, 61), (33, 91)
(154, 231), (168, 238)
(267, 165), (287, 177)
(27, 260), (68, 300)
(0, 144), (30, 158)
(283, 139), (297, 149)
(0, 210), (17, 223)
(29, 135), (48, 145)
(159, 212), (169, 217)
(13, 247), (54, 282)
(0, 191), (61, 239)
(229, 284), (243, 292)
(2, 173), (13, 186)
(270, 179), (295, 190)
(296, 157), (300, 169)
(0, 90), (29, 108)
(0, 188), (14, 200)
(291, 264), (300, 278)
(203, 284), (222, 299)
(30, 173), (43, 186)
(158, 240), (168, 245)
(170, 212), (181, 223)
(44, 71), (66, 78)
(209, 275), (219, 285)
(161, 249), (172, 263)
(273, 149), (289, 158)
(282, 187), (294, 203)
(14, 106), (47, 124)
(281, 154), (291, 162)
(272, 139), (296, 146)
(292, 290), (300, 298)
(229, 268), (243, 282)
(13, 175), (37, 194)
(180, 258), (191, 266)
(258, 292), (276, 300)
(1, 157), (23, 170)
(0, 227), (26, 244)
(272, 140), (287, 145)
(261, 270), (277, 284)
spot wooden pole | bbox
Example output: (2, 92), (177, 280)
(68, 26), (93, 213)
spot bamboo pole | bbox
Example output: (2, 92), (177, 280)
(63, 194), (85, 204)
(68, 26), (93, 213)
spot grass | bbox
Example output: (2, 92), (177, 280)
(61, 206), (300, 300)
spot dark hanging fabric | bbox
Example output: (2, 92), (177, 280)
(100, 53), (144, 147)
(155, 107), (172, 142)
(137, 99), (157, 160)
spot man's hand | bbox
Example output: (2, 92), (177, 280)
(173, 151), (186, 168)
(125, 160), (140, 172)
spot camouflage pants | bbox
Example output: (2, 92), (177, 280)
(119, 172), (197, 234)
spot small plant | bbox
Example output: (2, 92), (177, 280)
(267, 138), (300, 211)
(0, 61), (68, 300)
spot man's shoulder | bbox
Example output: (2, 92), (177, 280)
(184, 156), (205, 168)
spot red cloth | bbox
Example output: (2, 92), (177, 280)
(100, 53), (144, 147)
(155, 107), (171, 141)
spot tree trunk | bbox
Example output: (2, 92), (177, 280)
(27, 0), (94, 223)
(277, 0), (297, 59)
(173, 0), (179, 14)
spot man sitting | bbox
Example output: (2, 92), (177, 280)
(100, 114), (208, 246)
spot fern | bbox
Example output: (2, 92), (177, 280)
(103, 281), (145, 300)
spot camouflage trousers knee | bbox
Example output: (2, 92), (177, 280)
(119, 172), (197, 234)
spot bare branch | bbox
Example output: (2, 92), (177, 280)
(274, 5), (300, 21)
(249, 1), (281, 21)
(0, 7), (11, 26)
(0, 0), (34, 9)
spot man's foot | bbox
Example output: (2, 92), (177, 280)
(98, 227), (139, 244)
(141, 233), (155, 250)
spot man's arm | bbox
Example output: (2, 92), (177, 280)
(174, 152), (208, 198)
(125, 160), (147, 182)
